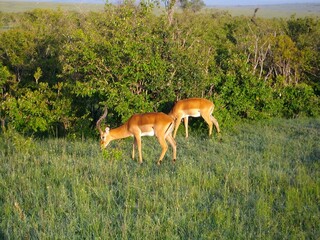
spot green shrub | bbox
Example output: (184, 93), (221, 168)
(281, 83), (320, 118)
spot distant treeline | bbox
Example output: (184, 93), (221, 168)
(0, 3), (319, 137)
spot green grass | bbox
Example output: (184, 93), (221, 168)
(1, 118), (319, 239)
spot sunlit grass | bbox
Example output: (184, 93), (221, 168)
(0, 118), (319, 239)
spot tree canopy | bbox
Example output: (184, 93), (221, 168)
(0, 3), (319, 137)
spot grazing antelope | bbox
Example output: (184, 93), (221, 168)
(169, 98), (221, 138)
(96, 108), (177, 165)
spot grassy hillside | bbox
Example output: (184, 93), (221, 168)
(1, 1), (320, 18)
(0, 0), (104, 13)
(1, 118), (319, 239)
(207, 3), (320, 18)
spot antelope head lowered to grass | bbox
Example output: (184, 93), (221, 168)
(96, 107), (177, 165)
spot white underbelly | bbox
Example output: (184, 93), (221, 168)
(141, 129), (155, 136)
(183, 112), (201, 118)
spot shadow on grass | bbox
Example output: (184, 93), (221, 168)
(0, 228), (7, 240)
(306, 147), (320, 164)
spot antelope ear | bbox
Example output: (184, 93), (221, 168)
(105, 127), (110, 134)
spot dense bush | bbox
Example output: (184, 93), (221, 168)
(0, 4), (319, 136)
(281, 83), (319, 118)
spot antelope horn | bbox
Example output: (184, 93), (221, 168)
(96, 107), (108, 134)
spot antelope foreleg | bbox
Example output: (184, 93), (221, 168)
(157, 137), (168, 165)
(184, 117), (189, 138)
(134, 135), (143, 164)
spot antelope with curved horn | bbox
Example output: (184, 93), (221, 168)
(96, 107), (177, 165)
(169, 98), (221, 138)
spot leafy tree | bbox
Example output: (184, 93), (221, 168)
(286, 16), (320, 94)
(0, 62), (16, 130)
(281, 83), (319, 118)
(0, 7), (319, 136)
(0, 29), (36, 83)
(179, 0), (205, 12)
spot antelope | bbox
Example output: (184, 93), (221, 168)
(169, 98), (221, 138)
(96, 108), (177, 165)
